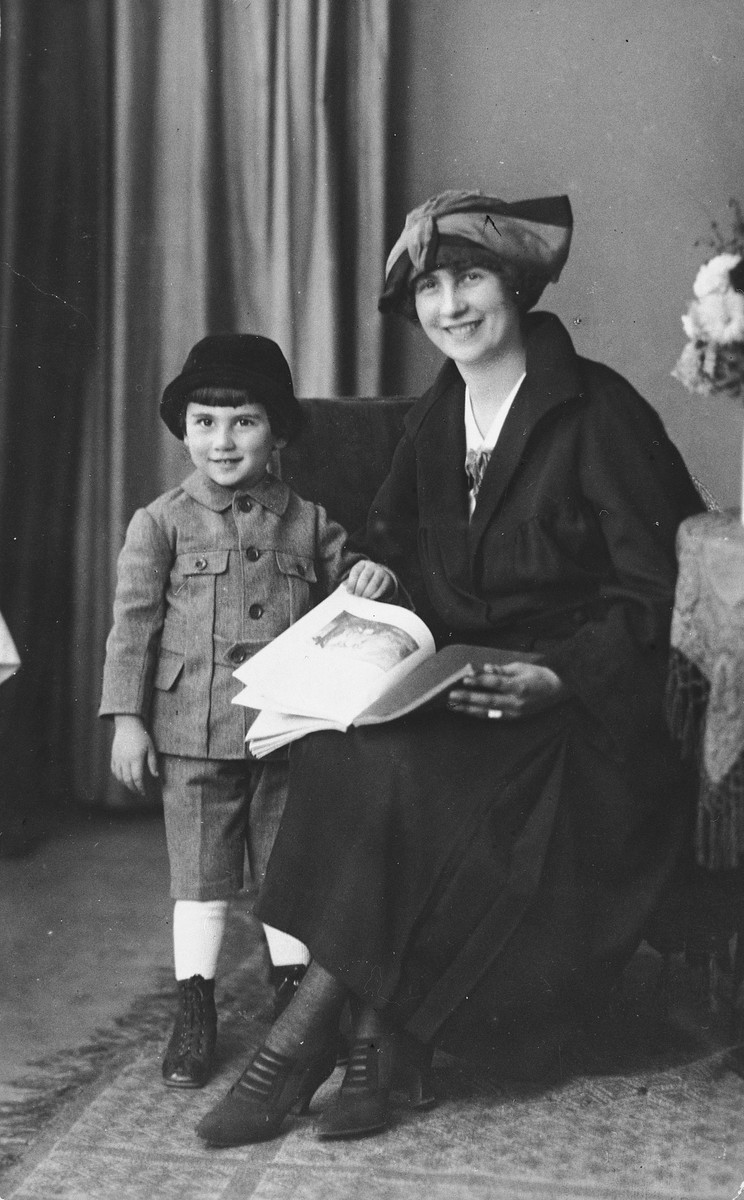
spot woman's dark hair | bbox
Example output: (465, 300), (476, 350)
(180, 385), (301, 443)
(401, 246), (546, 323)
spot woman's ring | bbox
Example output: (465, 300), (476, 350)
(487, 709), (503, 720)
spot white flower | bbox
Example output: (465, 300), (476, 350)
(693, 252), (742, 299)
(673, 226), (744, 399)
(681, 304), (703, 341)
(695, 289), (744, 344)
(672, 341), (708, 393)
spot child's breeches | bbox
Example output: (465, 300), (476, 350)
(159, 754), (289, 900)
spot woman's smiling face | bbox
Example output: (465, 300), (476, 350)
(413, 266), (522, 368)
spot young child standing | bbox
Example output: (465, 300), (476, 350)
(99, 334), (394, 1089)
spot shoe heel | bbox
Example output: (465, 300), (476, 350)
(399, 1062), (437, 1111)
(291, 1049), (336, 1115)
(292, 1089), (316, 1116)
(394, 1038), (436, 1111)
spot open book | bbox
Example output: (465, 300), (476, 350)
(232, 587), (540, 758)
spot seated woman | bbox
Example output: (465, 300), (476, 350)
(198, 190), (704, 1147)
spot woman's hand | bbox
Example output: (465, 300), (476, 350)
(447, 662), (564, 721)
(111, 715), (159, 795)
(345, 561), (396, 601)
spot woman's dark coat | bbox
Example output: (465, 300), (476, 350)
(257, 312), (704, 1044)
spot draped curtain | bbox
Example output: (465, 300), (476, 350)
(0, 0), (390, 836)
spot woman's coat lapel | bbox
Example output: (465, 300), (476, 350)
(407, 313), (587, 587)
(468, 315), (586, 554)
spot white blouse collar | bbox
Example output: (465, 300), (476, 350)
(464, 373), (526, 454)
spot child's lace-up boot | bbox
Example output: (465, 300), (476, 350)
(162, 975), (217, 1088)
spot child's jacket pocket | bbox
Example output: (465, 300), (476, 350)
(153, 648), (184, 691)
(180, 550), (230, 576)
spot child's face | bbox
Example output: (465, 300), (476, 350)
(183, 401), (286, 490)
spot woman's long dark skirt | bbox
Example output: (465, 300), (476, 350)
(255, 703), (689, 1043)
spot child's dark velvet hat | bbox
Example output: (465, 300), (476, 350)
(160, 334), (301, 440)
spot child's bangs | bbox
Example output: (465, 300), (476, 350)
(186, 385), (251, 408)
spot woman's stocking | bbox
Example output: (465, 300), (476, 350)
(263, 960), (347, 1058)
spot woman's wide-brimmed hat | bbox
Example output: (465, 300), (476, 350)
(160, 333), (300, 440)
(379, 190), (573, 316)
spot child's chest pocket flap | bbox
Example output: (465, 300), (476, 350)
(274, 552), (317, 583)
(180, 550), (230, 576)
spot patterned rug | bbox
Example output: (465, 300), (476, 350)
(3, 907), (744, 1200)
(0, 968), (178, 1179)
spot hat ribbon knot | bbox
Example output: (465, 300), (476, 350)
(406, 214), (438, 274)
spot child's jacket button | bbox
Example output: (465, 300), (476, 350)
(228, 644), (248, 664)
(237, 496), (253, 512)
(194, 557), (207, 571)
(248, 604), (264, 619)
(245, 547), (261, 561)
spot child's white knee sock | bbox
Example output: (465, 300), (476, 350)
(173, 899), (229, 981)
(262, 923), (310, 968)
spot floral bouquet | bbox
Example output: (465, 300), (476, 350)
(672, 201), (744, 400)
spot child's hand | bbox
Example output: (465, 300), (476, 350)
(345, 561), (396, 600)
(111, 715), (159, 796)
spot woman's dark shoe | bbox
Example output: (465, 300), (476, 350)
(315, 1034), (393, 1140)
(196, 1043), (336, 1146)
(162, 975), (217, 1088)
(270, 964), (307, 1020)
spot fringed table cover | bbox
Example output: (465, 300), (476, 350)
(666, 511), (744, 868)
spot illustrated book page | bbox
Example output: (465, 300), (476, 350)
(232, 587), (541, 757)
(232, 586), (435, 727)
